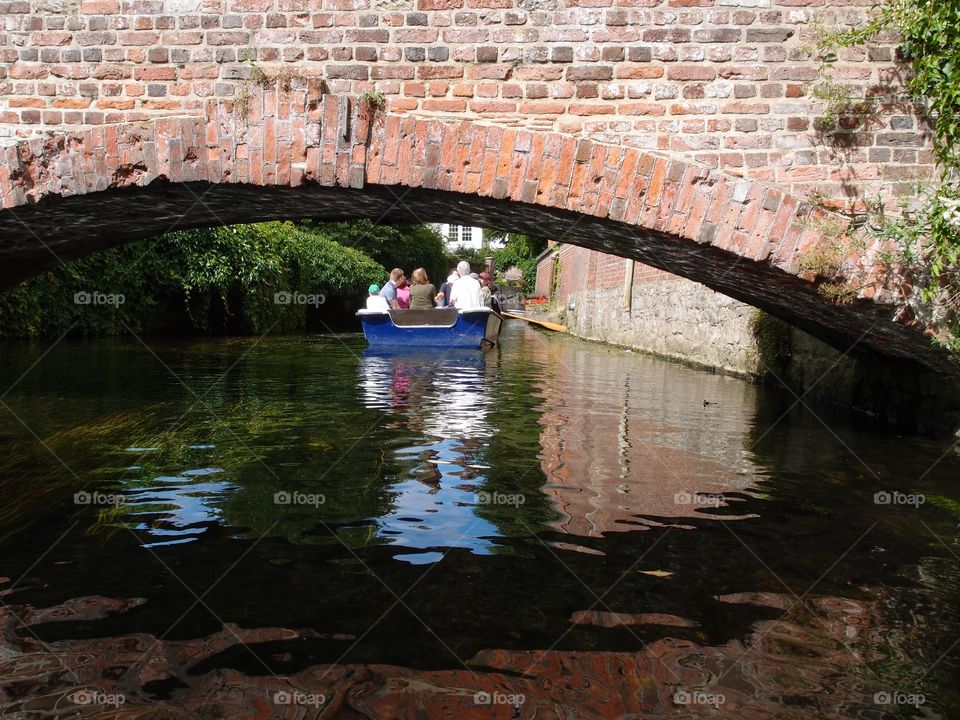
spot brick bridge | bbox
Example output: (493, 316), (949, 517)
(0, 0), (947, 371)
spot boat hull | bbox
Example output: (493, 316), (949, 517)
(357, 308), (502, 349)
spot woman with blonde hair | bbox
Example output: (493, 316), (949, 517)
(408, 267), (437, 310)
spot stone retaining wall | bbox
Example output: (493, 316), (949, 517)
(566, 276), (759, 377)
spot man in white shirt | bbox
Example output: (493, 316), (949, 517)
(449, 260), (482, 309)
(366, 284), (390, 311)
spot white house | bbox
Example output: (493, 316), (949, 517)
(434, 223), (505, 251)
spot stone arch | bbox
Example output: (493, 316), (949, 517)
(0, 81), (947, 371)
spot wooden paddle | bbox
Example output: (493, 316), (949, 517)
(502, 311), (568, 333)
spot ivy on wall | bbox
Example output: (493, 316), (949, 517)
(815, 1), (960, 355)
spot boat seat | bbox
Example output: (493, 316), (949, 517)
(388, 308), (459, 327)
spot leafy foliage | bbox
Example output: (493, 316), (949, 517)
(457, 229), (547, 288)
(0, 222), (392, 338)
(492, 247), (539, 288)
(834, 1), (960, 167)
(483, 229), (549, 259)
(823, 1), (960, 354)
(306, 220), (448, 286)
(749, 310), (794, 381)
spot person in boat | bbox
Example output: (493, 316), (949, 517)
(480, 271), (502, 313)
(478, 272), (493, 309)
(379, 268), (403, 309)
(450, 260), (482, 309)
(396, 273), (411, 309)
(436, 270), (459, 307)
(408, 267), (437, 310)
(366, 284), (390, 311)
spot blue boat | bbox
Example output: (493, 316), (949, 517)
(356, 307), (502, 349)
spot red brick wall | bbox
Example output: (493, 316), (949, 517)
(591, 251), (627, 289)
(534, 251), (555, 298)
(555, 244), (591, 306)
(539, 243), (678, 303)
(0, 0), (932, 204)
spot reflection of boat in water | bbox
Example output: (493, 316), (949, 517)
(356, 307), (502, 349)
(358, 348), (500, 562)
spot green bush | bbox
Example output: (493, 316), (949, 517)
(491, 247), (538, 289)
(0, 222), (388, 338)
(303, 220), (448, 287)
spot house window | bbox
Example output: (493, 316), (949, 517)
(448, 224), (461, 244)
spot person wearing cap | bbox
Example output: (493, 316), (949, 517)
(478, 271), (493, 309)
(366, 283), (390, 311)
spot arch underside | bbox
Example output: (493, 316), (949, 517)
(0, 179), (946, 373)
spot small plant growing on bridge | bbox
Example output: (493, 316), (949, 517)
(795, 205), (882, 307)
(360, 89), (386, 113)
(233, 60), (305, 126)
(234, 84), (251, 120)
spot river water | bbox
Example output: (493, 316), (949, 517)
(0, 321), (958, 718)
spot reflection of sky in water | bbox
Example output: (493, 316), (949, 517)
(360, 350), (499, 563)
(118, 457), (233, 548)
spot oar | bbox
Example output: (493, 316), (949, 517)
(501, 311), (568, 333)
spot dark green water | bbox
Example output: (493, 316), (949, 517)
(0, 321), (958, 718)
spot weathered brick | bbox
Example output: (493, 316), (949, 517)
(694, 28), (741, 43)
(566, 66), (613, 81)
(476, 46), (498, 63)
(205, 31), (249, 45)
(645, 28), (692, 42)
(668, 65), (717, 81)
(746, 28), (793, 43)
(326, 64), (369, 80)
